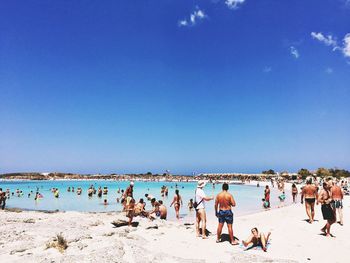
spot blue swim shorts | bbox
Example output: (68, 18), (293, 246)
(217, 210), (233, 224)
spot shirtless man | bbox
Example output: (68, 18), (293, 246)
(149, 199), (167, 219)
(215, 183), (238, 245)
(158, 200), (167, 220)
(301, 178), (318, 223)
(319, 182), (336, 236)
(331, 181), (344, 225)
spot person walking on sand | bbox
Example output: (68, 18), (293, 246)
(319, 182), (336, 237)
(242, 228), (271, 252)
(301, 178), (318, 224)
(170, 189), (183, 219)
(291, 183), (298, 203)
(215, 183), (239, 245)
(331, 181), (344, 226)
(264, 185), (270, 208)
(195, 180), (214, 239)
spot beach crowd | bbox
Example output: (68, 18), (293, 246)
(0, 176), (348, 252)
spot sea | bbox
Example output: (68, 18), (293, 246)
(0, 180), (291, 220)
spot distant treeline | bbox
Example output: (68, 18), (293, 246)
(262, 168), (350, 179)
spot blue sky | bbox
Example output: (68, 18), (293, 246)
(1, 0), (349, 174)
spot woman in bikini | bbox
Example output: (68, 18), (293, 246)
(170, 189), (183, 219)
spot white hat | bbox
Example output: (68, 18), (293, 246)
(130, 182), (134, 186)
(197, 180), (206, 188)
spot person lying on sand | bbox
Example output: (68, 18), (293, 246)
(242, 227), (271, 252)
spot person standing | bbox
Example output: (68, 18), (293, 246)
(319, 182), (336, 237)
(0, 188), (6, 210)
(301, 178), (318, 224)
(215, 183), (238, 245)
(264, 185), (270, 208)
(170, 189), (183, 219)
(331, 181), (344, 226)
(124, 182), (134, 198)
(291, 183), (298, 203)
(195, 180), (214, 239)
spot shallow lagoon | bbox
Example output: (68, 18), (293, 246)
(0, 180), (291, 220)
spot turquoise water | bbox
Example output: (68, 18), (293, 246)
(0, 180), (291, 219)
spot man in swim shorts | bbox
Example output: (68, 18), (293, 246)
(301, 178), (318, 223)
(319, 182), (336, 237)
(331, 181), (344, 225)
(215, 183), (238, 245)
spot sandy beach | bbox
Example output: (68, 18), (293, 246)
(1, 195), (349, 263)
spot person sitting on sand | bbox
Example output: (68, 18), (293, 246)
(148, 198), (160, 219)
(242, 227), (271, 252)
(262, 198), (269, 209)
(301, 178), (318, 224)
(134, 198), (147, 217)
(158, 200), (167, 220)
(170, 189), (183, 219)
(278, 191), (286, 206)
(215, 183), (238, 245)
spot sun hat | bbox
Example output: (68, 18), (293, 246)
(130, 182), (134, 186)
(197, 180), (206, 188)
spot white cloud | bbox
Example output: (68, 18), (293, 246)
(263, 67), (272, 73)
(225, 0), (246, 10)
(178, 8), (207, 27)
(311, 32), (338, 48)
(311, 31), (350, 59)
(290, 46), (299, 59)
(178, 20), (188, 27)
(342, 33), (350, 58)
(325, 67), (333, 74)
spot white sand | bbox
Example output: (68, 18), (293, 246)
(0, 196), (349, 263)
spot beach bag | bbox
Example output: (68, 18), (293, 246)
(193, 189), (203, 210)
